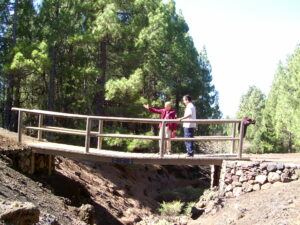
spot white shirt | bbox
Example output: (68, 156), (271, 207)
(183, 102), (196, 128)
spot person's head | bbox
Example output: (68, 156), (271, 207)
(182, 95), (192, 105)
(164, 101), (172, 110)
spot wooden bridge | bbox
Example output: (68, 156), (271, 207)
(11, 107), (246, 167)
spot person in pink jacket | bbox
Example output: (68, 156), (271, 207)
(143, 102), (177, 154)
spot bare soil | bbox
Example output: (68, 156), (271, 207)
(189, 179), (300, 225)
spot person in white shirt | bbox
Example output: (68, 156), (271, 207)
(179, 95), (196, 157)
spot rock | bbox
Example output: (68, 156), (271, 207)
(260, 163), (268, 170)
(232, 175), (240, 182)
(204, 201), (215, 214)
(267, 164), (277, 172)
(291, 174), (298, 180)
(242, 182), (253, 193)
(253, 183), (261, 191)
(276, 170), (282, 175)
(268, 172), (281, 183)
(225, 184), (233, 192)
(225, 192), (234, 198)
(0, 201), (40, 225)
(248, 180), (255, 185)
(78, 204), (95, 224)
(236, 170), (244, 176)
(233, 187), (243, 197)
(249, 162), (260, 167)
(277, 163), (285, 170)
(39, 213), (60, 225)
(239, 175), (248, 183)
(261, 183), (272, 190)
(191, 207), (204, 219)
(285, 163), (297, 169)
(281, 173), (291, 183)
(255, 175), (267, 184)
(232, 181), (242, 187)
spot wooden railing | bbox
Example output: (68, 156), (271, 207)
(11, 107), (245, 158)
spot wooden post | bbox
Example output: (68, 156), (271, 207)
(210, 165), (221, 188)
(17, 110), (23, 143)
(37, 114), (43, 141)
(159, 121), (166, 158)
(97, 120), (103, 149)
(85, 117), (91, 153)
(231, 123), (237, 154)
(30, 153), (35, 175)
(238, 121), (244, 158)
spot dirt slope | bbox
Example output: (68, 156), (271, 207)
(189, 179), (300, 225)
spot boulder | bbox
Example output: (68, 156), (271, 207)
(0, 201), (40, 225)
(267, 164), (277, 172)
(233, 187), (243, 197)
(191, 207), (204, 220)
(255, 175), (267, 184)
(252, 183), (261, 191)
(281, 173), (291, 183)
(225, 184), (233, 192)
(268, 172), (281, 183)
(242, 183), (253, 193)
(78, 204), (95, 224)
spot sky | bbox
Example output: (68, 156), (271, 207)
(175, 0), (300, 117)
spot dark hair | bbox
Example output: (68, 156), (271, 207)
(183, 95), (192, 102)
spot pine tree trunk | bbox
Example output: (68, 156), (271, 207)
(94, 39), (107, 115)
(4, 0), (18, 130)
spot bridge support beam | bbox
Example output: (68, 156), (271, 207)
(210, 164), (221, 188)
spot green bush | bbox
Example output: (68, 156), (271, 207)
(158, 201), (183, 216)
(183, 202), (196, 216)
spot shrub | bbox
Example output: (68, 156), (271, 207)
(158, 201), (183, 216)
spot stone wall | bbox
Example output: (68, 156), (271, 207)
(0, 149), (54, 175)
(219, 161), (300, 197)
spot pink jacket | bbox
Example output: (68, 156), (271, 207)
(148, 107), (177, 131)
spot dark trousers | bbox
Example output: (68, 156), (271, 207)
(184, 128), (194, 155)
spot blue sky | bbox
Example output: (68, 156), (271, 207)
(175, 0), (300, 117)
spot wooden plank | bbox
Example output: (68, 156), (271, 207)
(25, 126), (87, 136)
(97, 133), (160, 140)
(17, 111), (23, 143)
(37, 114), (43, 141)
(27, 141), (246, 166)
(25, 126), (238, 141)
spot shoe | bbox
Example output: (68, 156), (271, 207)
(186, 153), (194, 157)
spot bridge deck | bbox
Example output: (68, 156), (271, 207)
(25, 140), (246, 166)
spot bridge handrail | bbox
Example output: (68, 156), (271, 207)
(12, 107), (241, 124)
(11, 107), (245, 158)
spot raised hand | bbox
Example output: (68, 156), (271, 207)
(143, 104), (149, 109)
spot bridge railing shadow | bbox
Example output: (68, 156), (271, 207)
(11, 107), (245, 158)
